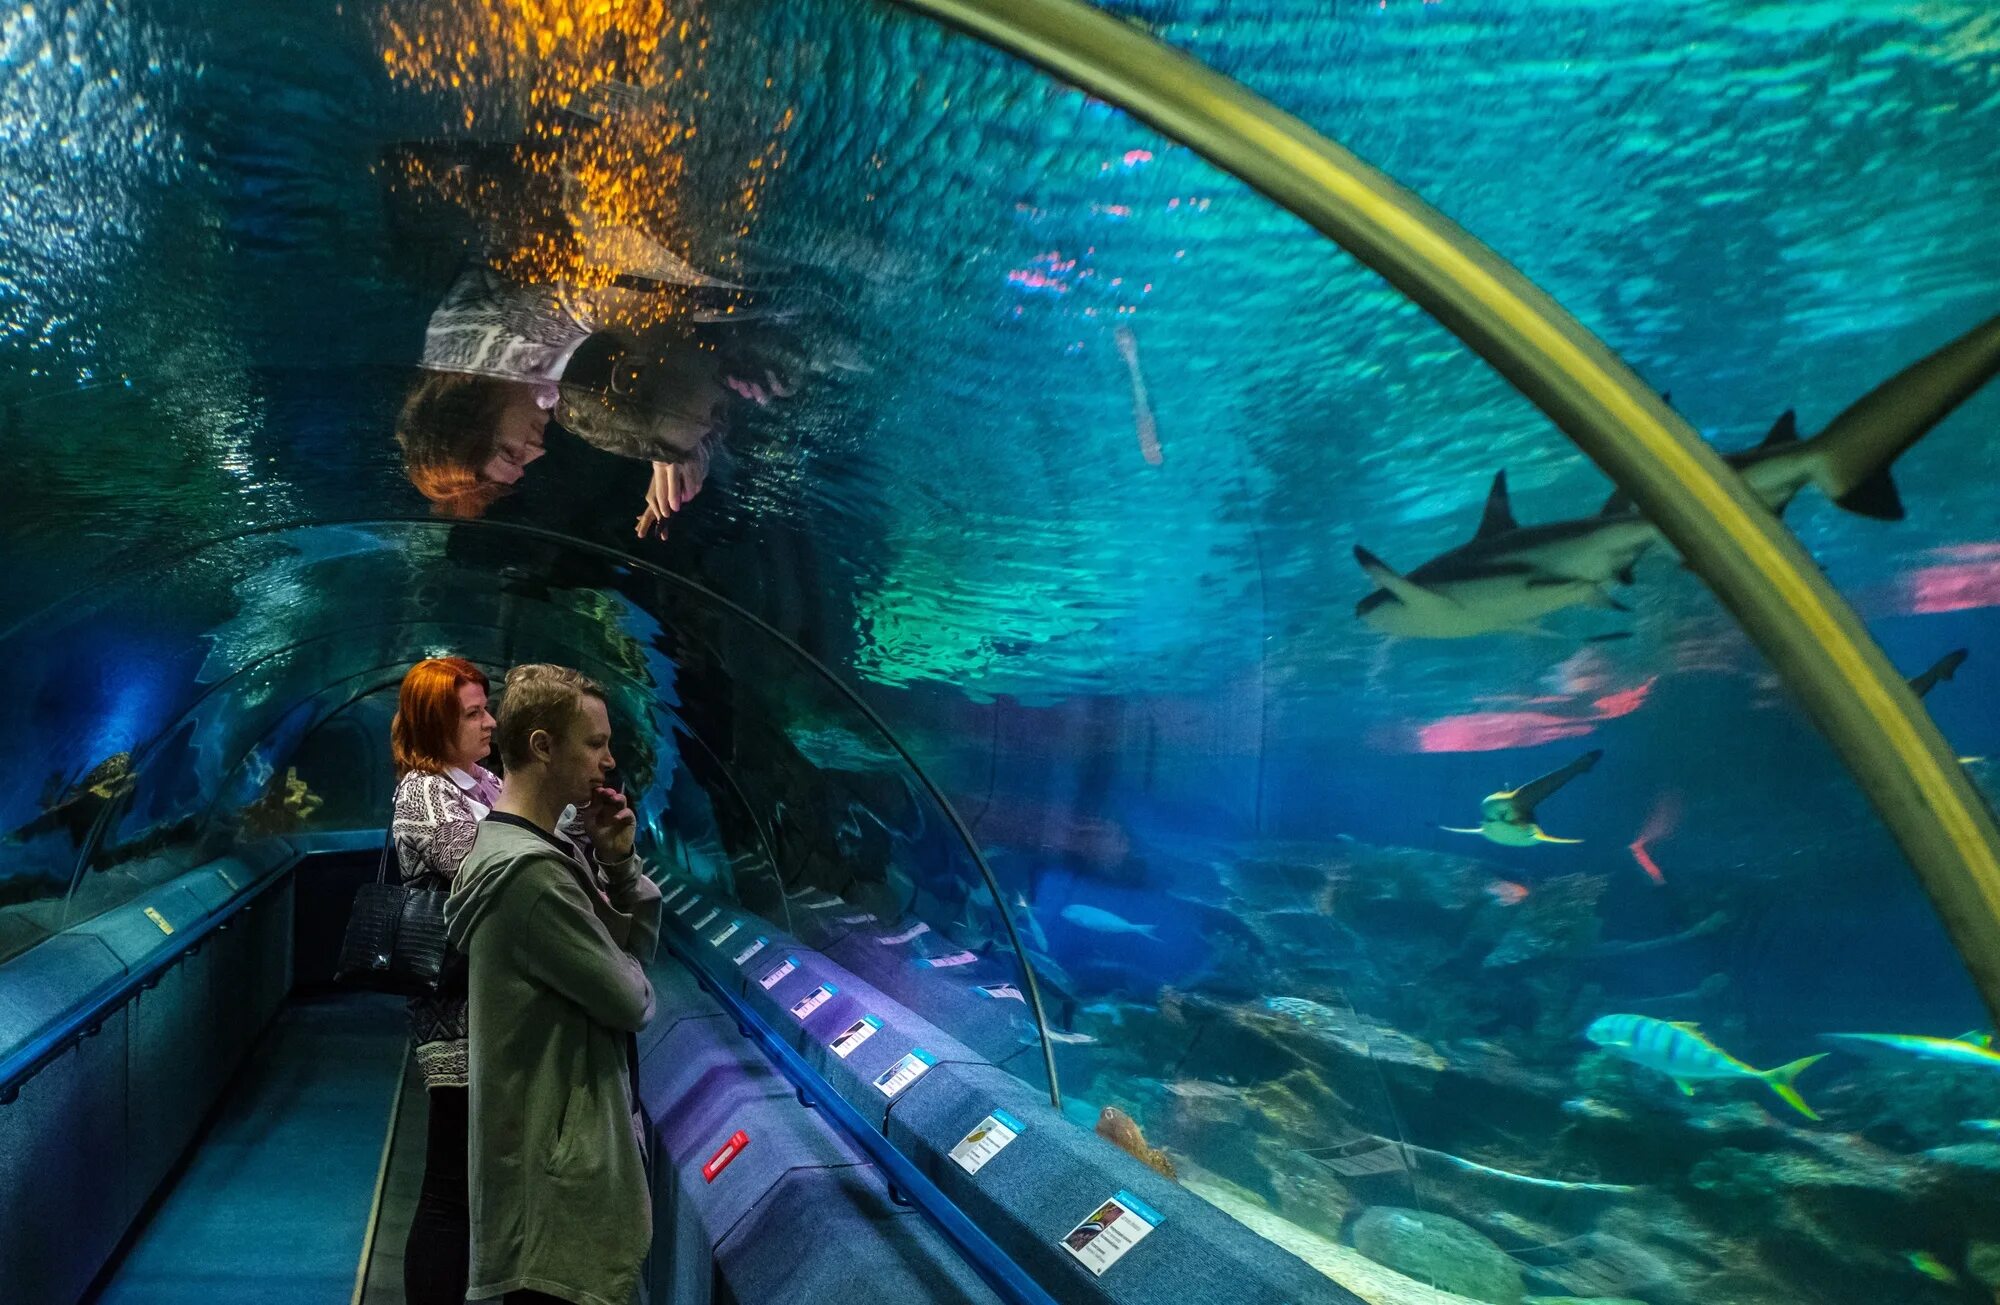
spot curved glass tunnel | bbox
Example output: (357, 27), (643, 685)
(3, 1), (2000, 1303)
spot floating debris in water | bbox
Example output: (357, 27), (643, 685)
(1096, 1105), (1176, 1180)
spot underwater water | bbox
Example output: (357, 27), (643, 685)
(4, 1), (2000, 1303)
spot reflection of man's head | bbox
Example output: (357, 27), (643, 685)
(395, 372), (554, 516)
(557, 329), (725, 464)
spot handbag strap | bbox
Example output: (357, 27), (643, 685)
(376, 823), (396, 885)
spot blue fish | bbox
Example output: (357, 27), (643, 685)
(1820, 1031), (2000, 1072)
(1585, 1014), (1824, 1120)
(1059, 904), (1159, 940)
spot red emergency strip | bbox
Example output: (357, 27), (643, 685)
(703, 1129), (750, 1182)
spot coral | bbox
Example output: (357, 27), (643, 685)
(1350, 1206), (1527, 1305)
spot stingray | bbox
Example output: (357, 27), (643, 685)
(1443, 749), (1603, 846)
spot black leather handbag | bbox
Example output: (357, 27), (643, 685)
(335, 828), (458, 996)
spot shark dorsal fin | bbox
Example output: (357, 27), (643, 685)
(1476, 471), (1519, 539)
(1759, 410), (1800, 448)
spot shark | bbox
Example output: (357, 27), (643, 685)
(1444, 748), (1602, 846)
(1355, 474), (1655, 638)
(1356, 313), (2000, 640)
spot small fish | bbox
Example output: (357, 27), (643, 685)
(1485, 879), (1530, 906)
(1043, 1028), (1099, 1045)
(1585, 1014), (1825, 1119)
(1444, 750), (1601, 847)
(1096, 1106), (1177, 1180)
(1060, 904), (1159, 939)
(1079, 1000), (1129, 1026)
(1906, 1251), (1960, 1286)
(1820, 1031), (2000, 1072)
(1962, 1119), (2000, 1134)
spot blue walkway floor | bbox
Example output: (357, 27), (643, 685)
(91, 992), (406, 1305)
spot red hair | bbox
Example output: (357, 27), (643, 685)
(391, 657), (490, 778)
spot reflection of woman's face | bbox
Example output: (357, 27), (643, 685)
(480, 381), (555, 484)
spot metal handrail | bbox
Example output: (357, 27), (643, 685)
(0, 847), (301, 1103)
(8, 516), (1065, 1097)
(662, 928), (1061, 1305)
(886, 0), (2000, 1021)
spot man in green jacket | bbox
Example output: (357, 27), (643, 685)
(445, 664), (663, 1305)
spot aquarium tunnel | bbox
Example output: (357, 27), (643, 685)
(3, 0), (1999, 1302)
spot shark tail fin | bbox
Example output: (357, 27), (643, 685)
(1809, 315), (2000, 519)
(1135, 924), (1161, 941)
(1832, 468), (1906, 521)
(1760, 1053), (1827, 1121)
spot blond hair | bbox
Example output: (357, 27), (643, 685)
(495, 664), (605, 770)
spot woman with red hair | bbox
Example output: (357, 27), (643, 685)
(389, 655), (500, 1305)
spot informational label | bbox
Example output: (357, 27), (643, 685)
(805, 897), (843, 912)
(921, 951), (979, 969)
(711, 921), (741, 948)
(879, 922), (931, 946)
(836, 912), (877, 925)
(873, 1048), (936, 1097)
(661, 881), (688, 906)
(790, 983), (838, 1020)
(734, 936), (769, 966)
(757, 955), (799, 990)
(950, 1109), (1024, 1175)
(977, 983), (1026, 1004)
(674, 896), (702, 917)
(692, 907), (721, 930)
(830, 1014), (882, 1059)
(142, 906), (175, 935)
(1061, 1190), (1163, 1276)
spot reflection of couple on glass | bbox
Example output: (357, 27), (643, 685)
(392, 117), (849, 538)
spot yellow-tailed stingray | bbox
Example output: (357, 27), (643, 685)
(1445, 749), (1602, 846)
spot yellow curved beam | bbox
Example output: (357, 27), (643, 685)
(888, 0), (2000, 1019)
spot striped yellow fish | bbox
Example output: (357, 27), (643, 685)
(1585, 1014), (1824, 1120)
